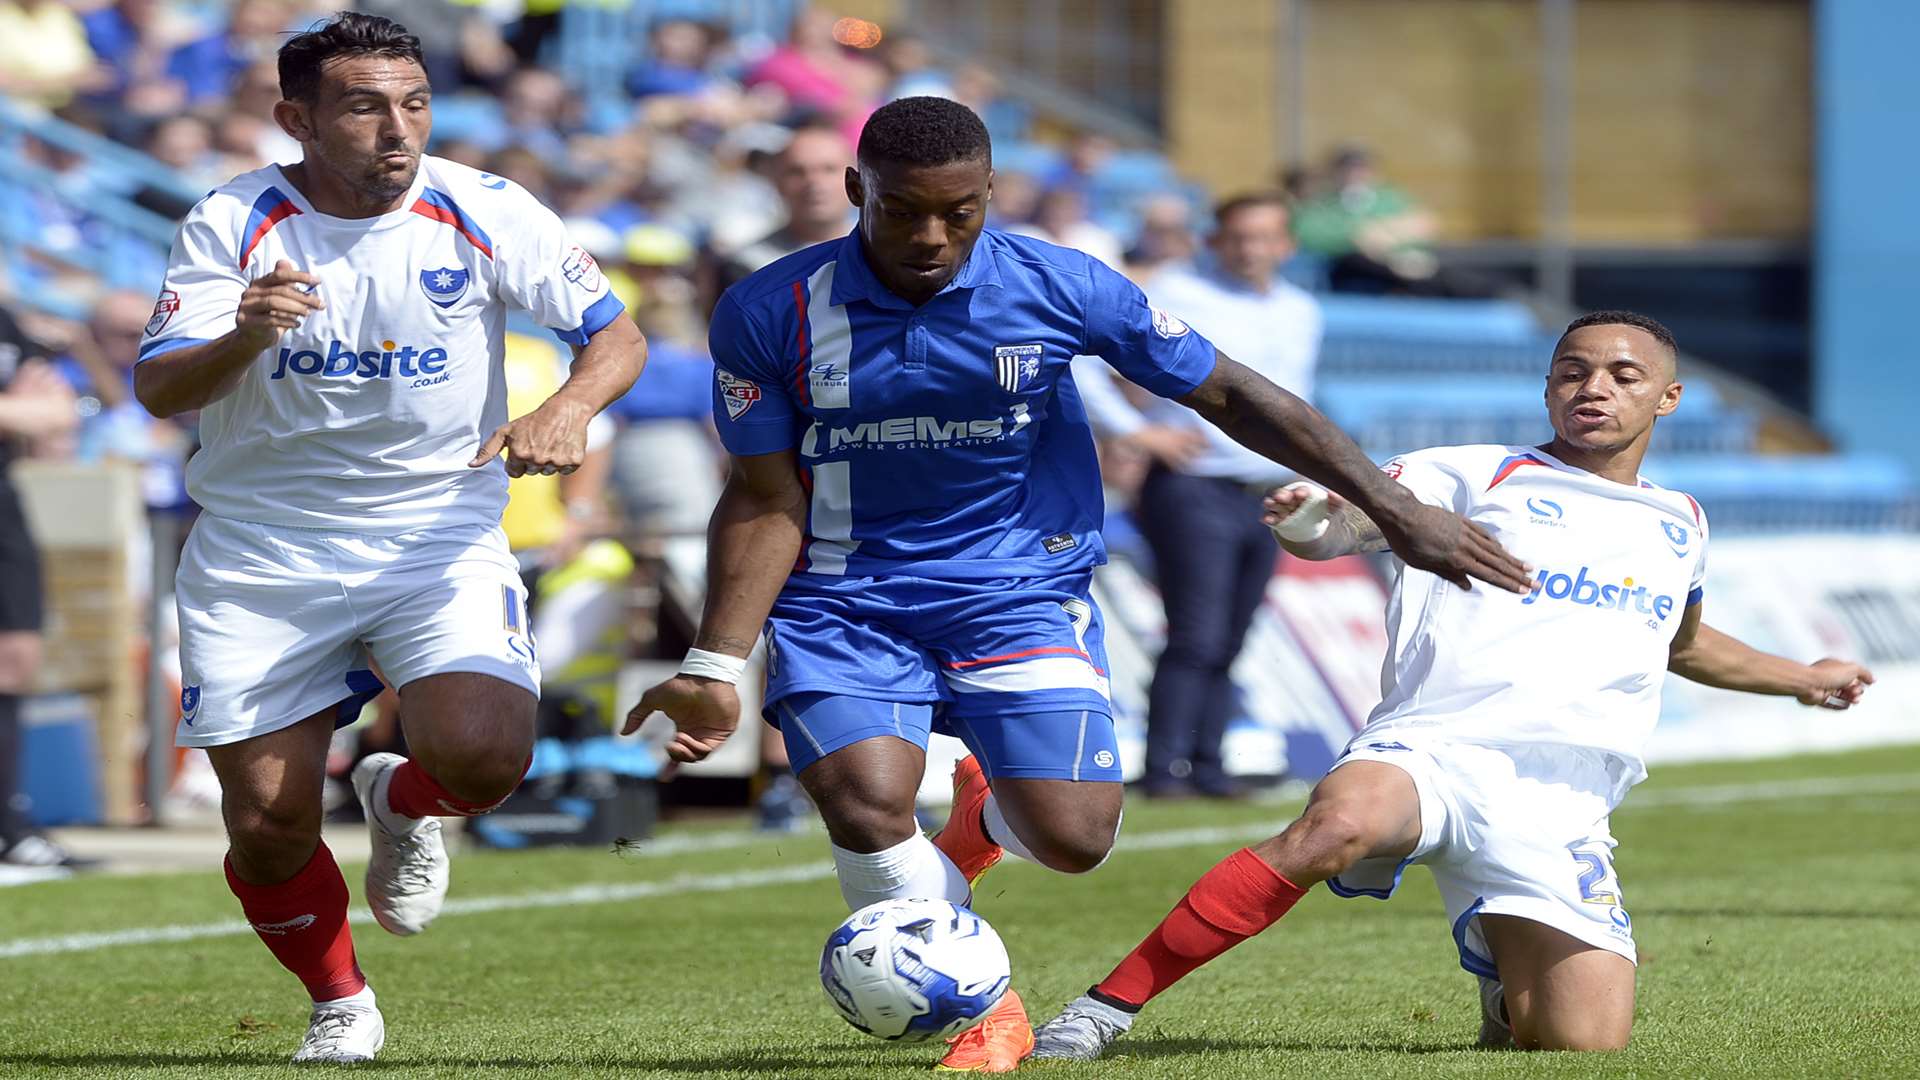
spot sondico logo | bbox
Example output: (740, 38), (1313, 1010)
(270, 339), (452, 388)
(1522, 566), (1676, 622)
(800, 404), (1031, 456)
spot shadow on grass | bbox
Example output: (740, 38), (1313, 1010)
(1111, 1034), (1482, 1058)
(1637, 907), (1920, 922)
(0, 1035), (1489, 1072)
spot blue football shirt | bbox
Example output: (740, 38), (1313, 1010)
(709, 228), (1218, 580)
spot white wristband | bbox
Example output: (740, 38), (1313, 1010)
(1272, 482), (1333, 543)
(679, 647), (747, 684)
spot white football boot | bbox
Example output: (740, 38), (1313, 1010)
(351, 753), (450, 936)
(292, 988), (385, 1063)
(1029, 994), (1135, 1061)
(1477, 975), (1514, 1049)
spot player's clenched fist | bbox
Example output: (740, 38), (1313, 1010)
(621, 674), (741, 763)
(468, 395), (591, 477)
(234, 259), (325, 348)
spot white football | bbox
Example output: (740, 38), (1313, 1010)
(819, 897), (1011, 1041)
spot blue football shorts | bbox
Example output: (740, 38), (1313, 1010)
(761, 571), (1121, 782)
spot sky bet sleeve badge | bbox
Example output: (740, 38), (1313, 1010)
(420, 266), (471, 309)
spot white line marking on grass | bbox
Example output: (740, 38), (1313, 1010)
(2, 772), (1912, 961)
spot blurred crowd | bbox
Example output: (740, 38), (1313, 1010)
(0, 0), (1478, 838)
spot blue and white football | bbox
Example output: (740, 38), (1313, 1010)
(819, 897), (1011, 1041)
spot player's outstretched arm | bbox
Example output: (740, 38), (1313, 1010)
(134, 260), (324, 417)
(621, 448), (808, 761)
(1180, 354), (1532, 593)
(470, 314), (645, 477)
(1667, 601), (1874, 709)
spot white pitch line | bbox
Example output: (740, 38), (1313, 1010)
(1, 771), (1911, 962)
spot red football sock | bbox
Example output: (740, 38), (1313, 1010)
(1094, 847), (1305, 1008)
(384, 756), (528, 819)
(225, 841), (365, 1002)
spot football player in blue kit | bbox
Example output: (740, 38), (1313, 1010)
(622, 96), (1531, 1071)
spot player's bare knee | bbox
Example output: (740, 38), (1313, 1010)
(432, 751), (529, 807)
(819, 787), (918, 852)
(1282, 804), (1374, 881)
(225, 798), (322, 874)
(1023, 819), (1116, 874)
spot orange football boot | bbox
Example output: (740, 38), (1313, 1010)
(932, 755), (1002, 888)
(935, 988), (1033, 1073)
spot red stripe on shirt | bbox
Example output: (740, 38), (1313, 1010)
(239, 200), (301, 265)
(409, 199), (494, 258)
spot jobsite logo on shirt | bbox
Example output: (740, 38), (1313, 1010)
(270, 339), (452, 388)
(1521, 565), (1677, 626)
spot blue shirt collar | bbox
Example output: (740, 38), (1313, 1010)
(830, 227), (1004, 309)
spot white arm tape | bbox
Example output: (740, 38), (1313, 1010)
(679, 647), (748, 684)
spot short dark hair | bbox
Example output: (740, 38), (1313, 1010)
(1559, 310), (1678, 357)
(278, 12), (425, 102)
(857, 96), (990, 170)
(1213, 190), (1291, 229)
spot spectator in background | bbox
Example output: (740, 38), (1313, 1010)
(718, 124), (854, 294)
(0, 302), (82, 871)
(0, 0), (113, 107)
(745, 5), (882, 130)
(488, 67), (575, 158)
(985, 169), (1040, 229)
(1014, 185), (1125, 270)
(877, 32), (951, 100)
(1124, 193), (1199, 281)
(136, 115), (224, 216)
(79, 0), (190, 129)
(167, 0), (294, 106)
(355, 0), (514, 93)
(1074, 192), (1322, 798)
(1290, 144), (1449, 295)
(626, 17), (719, 100)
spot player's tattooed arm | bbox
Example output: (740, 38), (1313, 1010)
(1180, 354), (1533, 592)
(135, 260), (324, 417)
(1667, 602), (1874, 709)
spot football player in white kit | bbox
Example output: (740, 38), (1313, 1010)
(133, 14), (643, 1063)
(1030, 311), (1873, 1059)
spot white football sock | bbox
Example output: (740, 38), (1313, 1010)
(315, 983), (377, 1010)
(831, 833), (971, 910)
(981, 793), (1041, 864)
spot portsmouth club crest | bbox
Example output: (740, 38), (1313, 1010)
(419, 266), (470, 309)
(1662, 520), (1690, 557)
(994, 343), (1043, 394)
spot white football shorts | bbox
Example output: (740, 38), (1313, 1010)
(174, 514), (540, 748)
(1326, 735), (1639, 974)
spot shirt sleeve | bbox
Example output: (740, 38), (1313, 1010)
(1687, 500), (1708, 605)
(1381, 449), (1472, 513)
(137, 199), (248, 364)
(1081, 255), (1217, 399)
(494, 187), (626, 346)
(708, 292), (800, 456)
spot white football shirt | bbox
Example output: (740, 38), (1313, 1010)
(138, 155), (624, 533)
(1359, 444), (1709, 778)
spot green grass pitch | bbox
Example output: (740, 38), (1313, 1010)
(2, 746), (1917, 1078)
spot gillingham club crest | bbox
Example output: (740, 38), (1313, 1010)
(994, 344), (1043, 394)
(419, 266), (470, 309)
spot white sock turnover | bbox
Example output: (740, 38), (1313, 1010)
(831, 832), (972, 910)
